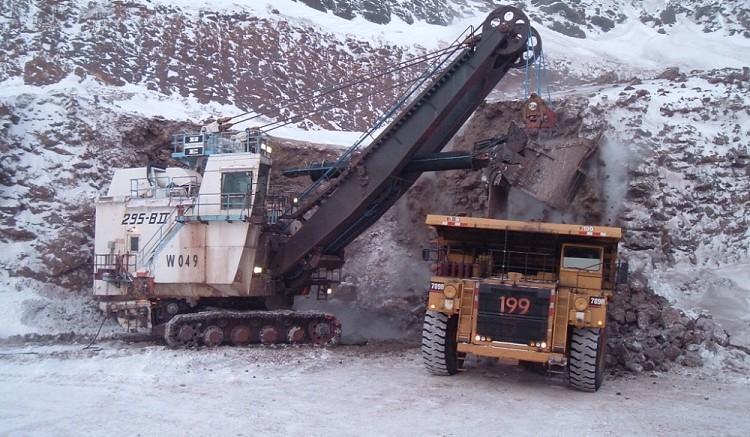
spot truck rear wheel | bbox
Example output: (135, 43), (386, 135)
(568, 327), (606, 392)
(422, 311), (459, 375)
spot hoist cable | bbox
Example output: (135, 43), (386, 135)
(540, 47), (552, 105)
(260, 75), (419, 131)
(262, 36), (470, 132)
(229, 43), (463, 126)
(522, 25), (552, 105)
(232, 52), (441, 128)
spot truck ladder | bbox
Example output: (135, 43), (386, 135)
(457, 281), (477, 342)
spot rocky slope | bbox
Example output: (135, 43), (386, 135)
(292, 0), (493, 25)
(2, 0), (426, 131)
(293, 0), (750, 37)
(2, 0), (747, 133)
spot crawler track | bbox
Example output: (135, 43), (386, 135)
(163, 310), (342, 348)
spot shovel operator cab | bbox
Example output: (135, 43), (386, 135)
(421, 215), (626, 392)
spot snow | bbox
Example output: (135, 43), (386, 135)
(270, 126), (360, 147)
(1, 343), (749, 436)
(541, 13), (750, 73)
(0, 280), (42, 338)
(139, 0), (469, 49)
(653, 258), (750, 347)
(0, 73), (361, 147)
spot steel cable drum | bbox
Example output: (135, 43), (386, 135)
(510, 27), (543, 70)
(482, 6), (534, 57)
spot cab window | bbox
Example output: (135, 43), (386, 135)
(562, 246), (602, 271)
(221, 171), (252, 209)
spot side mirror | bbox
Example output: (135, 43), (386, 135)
(615, 260), (629, 290)
(422, 248), (431, 261)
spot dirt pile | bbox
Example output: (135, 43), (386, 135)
(607, 287), (730, 372)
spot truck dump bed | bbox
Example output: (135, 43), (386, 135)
(426, 215), (622, 240)
(426, 214), (622, 289)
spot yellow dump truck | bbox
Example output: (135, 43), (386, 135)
(421, 215), (626, 392)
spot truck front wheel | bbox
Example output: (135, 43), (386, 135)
(568, 327), (606, 392)
(422, 311), (459, 375)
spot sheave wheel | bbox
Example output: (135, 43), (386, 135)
(568, 327), (606, 392)
(421, 311), (459, 376)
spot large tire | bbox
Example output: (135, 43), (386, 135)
(422, 311), (459, 375)
(568, 327), (606, 392)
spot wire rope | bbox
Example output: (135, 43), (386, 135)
(229, 44), (463, 126)
(259, 73), (428, 131)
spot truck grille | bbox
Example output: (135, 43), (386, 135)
(476, 284), (551, 345)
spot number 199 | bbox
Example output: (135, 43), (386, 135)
(500, 296), (531, 315)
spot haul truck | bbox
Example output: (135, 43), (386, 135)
(421, 215), (625, 392)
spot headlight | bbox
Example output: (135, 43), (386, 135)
(253, 266), (263, 274)
(443, 285), (457, 299)
(574, 296), (588, 311)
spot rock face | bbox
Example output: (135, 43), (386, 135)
(0, 90), (194, 294)
(1, 1), (747, 138)
(1, 1), (423, 132)
(291, 0), (750, 38)
(524, 0), (749, 38)
(598, 68), (750, 272)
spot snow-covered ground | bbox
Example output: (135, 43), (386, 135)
(1, 342), (749, 436)
(656, 259), (750, 348)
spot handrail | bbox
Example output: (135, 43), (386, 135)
(136, 188), (273, 271)
(171, 130), (272, 160)
(178, 191), (252, 220)
(138, 207), (182, 269)
(489, 248), (556, 278)
(128, 175), (199, 199)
